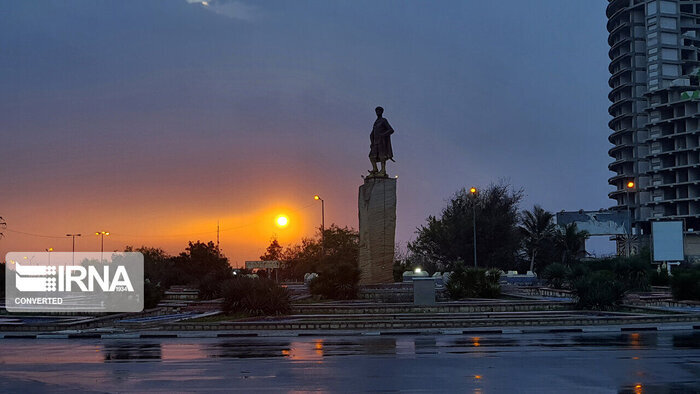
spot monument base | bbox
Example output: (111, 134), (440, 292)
(358, 176), (396, 285)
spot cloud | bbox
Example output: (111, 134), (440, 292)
(186, 0), (258, 21)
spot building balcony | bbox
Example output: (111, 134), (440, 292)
(606, 0), (628, 20)
(608, 113), (633, 129)
(608, 98), (633, 116)
(608, 143), (634, 156)
(645, 199), (681, 206)
(608, 127), (632, 143)
(608, 83), (632, 101)
(608, 188), (634, 199)
(608, 173), (632, 183)
(609, 36), (632, 53)
(608, 158), (634, 171)
(644, 179), (700, 190)
(608, 47), (632, 63)
(646, 161), (700, 174)
(607, 23), (630, 44)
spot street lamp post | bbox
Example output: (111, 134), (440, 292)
(470, 187), (478, 268)
(314, 195), (325, 255)
(626, 181), (635, 257)
(45, 247), (53, 265)
(66, 233), (81, 265)
(95, 231), (110, 263)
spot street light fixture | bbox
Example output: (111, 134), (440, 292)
(314, 195), (325, 255)
(469, 187), (478, 268)
(66, 233), (81, 265)
(96, 231), (110, 263)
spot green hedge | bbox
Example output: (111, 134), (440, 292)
(572, 270), (626, 310)
(309, 261), (360, 300)
(221, 277), (290, 316)
(446, 264), (501, 300)
(671, 269), (700, 301)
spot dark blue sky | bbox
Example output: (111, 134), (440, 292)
(0, 0), (614, 262)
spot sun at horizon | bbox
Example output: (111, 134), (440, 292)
(275, 215), (289, 228)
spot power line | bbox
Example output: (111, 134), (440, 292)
(4, 228), (67, 239)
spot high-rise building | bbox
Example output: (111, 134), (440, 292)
(607, 0), (700, 234)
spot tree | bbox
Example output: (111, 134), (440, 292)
(125, 245), (180, 288)
(310, 225), (361, 299)
(519, 205), (556, 273)
(280, 224), (360, 299)
(173, 241), (231, 298)
(260, 239), (283, 261)
(408, 182), (523, 271)
(280, 238), (321, 281)
(555, 223), (590, 265)
(173, 240), (229, 276)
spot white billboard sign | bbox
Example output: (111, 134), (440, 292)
(652, 221), (684, 262)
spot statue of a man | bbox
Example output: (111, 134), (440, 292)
(368, 106), (394, 177)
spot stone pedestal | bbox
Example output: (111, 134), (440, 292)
(358, 176), (396, 285)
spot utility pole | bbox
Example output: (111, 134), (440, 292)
(66, 233), (81, 265)
(216, 220), (220, 248)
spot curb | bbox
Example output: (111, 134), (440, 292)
(2, 324), (700, 339)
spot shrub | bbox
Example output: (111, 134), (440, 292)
(649, 269), (670, 286)
(309, 261), (361, 300)
(483, 268), (502, 298)
(614, 259), (650, 292)
(143, 279), (164, 309)
(541, 263), (569, 289)
(198, 269), (233, 300)
(566, 263), (590, 282)
(393, 260), (407, 282)
(221, 277), (290, 316)
(445, 263), (500, 300)
(573, 270), (625, 310)
(670, 269), (700, 301)
(585, 258), (616, 272)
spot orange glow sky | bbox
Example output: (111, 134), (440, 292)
(1, 162), (358, 267)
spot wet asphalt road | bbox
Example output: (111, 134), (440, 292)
(0, 331), (698, 393)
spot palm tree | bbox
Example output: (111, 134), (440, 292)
(555, 223), (590, 265)
(519, 205), (556, 273)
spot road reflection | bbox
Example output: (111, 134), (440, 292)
(1, 331), (698, 364)
(103, 342), (162, 361)
(0, 331), (698, 392)
(672, 331), (700, 349)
